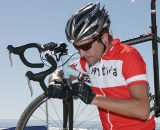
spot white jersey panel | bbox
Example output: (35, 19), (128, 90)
(88, 60), (127, 88)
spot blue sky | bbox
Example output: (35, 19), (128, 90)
(1, 0), (160, 123)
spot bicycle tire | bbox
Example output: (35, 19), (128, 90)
(16, 93), (101, 130)
(16, 93), (48, 130)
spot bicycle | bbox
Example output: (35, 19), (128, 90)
(6, 0), (160, 130)
(7, 42), (101, 130)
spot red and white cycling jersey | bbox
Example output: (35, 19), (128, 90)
(72, 39), (155, 130)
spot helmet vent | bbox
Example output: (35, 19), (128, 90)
(82, 25), (98, 38)
(75, 21), (85, 38)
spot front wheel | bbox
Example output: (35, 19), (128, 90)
(16, 93), (101, 130)
(16, 93), (69, 130)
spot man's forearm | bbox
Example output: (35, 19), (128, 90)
(91, 95), (150, 120)
(48, 70), (63, 84)
(48, 69), (78, 85)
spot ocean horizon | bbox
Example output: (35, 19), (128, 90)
(1, 119), (160, 130)
(0, 119), (102, 130)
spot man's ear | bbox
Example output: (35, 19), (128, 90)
(101, 32), (108, 44)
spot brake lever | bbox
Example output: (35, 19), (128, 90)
(26, 75), (33, 97)
(6, 48), (13, 67)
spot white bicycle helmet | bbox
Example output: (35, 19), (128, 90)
(65, 2), (111, 43)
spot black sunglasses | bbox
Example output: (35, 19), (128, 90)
(73, 38), (97, 51)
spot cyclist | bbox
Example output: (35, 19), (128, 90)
(48, 2), (155, 130)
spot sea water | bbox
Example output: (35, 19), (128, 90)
(0, 119), (102, 130)
(1, 119), (160, 130)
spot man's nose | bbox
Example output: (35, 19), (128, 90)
(79, 49), (87, 57)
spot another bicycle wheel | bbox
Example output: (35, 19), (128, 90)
(16, 93), (102, 130)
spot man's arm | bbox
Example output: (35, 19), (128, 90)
(91, 84), (150, 120)
(48, 70), (63, 84)
(48, 69), (78, 85)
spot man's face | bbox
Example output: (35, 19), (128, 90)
(74, 38), (104, 66)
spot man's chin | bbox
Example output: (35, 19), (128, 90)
(86, 60), (96, 66)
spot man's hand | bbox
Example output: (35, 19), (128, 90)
(47, 79), (66, 99)
(72, 82), (95, 104)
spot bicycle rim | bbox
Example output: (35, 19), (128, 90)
(16, 93), (102, 130)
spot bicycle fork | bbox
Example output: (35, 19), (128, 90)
(63, 78), (73, 130)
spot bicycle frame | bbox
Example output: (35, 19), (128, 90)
(122, 0), (160, 117)
(7, 41), (81, 130)
(60, 53), (80, 130)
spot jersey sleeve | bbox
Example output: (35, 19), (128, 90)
(122, 49), (148, 87)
